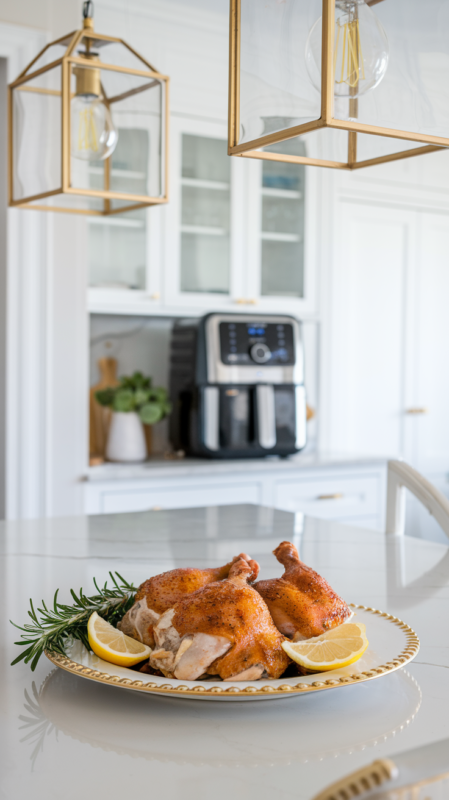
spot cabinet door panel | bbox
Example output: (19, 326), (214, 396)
(274, 473), (380, 519)
(327, 203), (415, 456)
(99, 481), (262, 514)
(414, 213), (449, 473)
(164, 118), (245, 310)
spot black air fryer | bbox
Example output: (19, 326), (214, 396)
(169, 313), (307, 458)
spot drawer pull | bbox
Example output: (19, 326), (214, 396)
(405, 407), (428, 415)
(317, 493), (344, 501)
(234, 298), (258, 305)
(306, 405), (315, 421)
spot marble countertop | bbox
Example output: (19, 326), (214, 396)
(86, 452), (388, 482)
(1, 504), (448, 800)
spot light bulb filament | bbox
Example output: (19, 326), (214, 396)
(334, 17), (365, 89)
(78, 107), (99, 153)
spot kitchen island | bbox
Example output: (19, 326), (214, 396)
(1, 504), (448, 799)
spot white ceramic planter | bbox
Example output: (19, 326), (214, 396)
(106, 411), (147, 463)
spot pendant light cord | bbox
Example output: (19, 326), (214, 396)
(83, 1), (94, 19)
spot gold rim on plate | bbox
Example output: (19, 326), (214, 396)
(45, 605), (420, 699)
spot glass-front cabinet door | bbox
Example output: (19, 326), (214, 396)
(245, 137), (317, 314)
(87, 126), (161, 315)
(164, 117), (245, 309)
(88, 115), (317, 317)
(180, 134), (230, 294)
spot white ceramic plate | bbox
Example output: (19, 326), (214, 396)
(45, 604), (420, 702)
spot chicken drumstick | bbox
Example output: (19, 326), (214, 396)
(118, 553), (259, 647)
(254, 541), (351, 640)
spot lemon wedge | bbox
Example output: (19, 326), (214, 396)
(282, 622), (369, 672)
(87, 611), (152, 667)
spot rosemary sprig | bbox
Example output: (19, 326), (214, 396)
(10, 572), (137, 672)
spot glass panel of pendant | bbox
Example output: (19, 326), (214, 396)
(88, 128), (149, 290)
(260, 137), (306, 298)
(180, 134), (231, 294)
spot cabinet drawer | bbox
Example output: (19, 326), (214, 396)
(274, 473), (380, 520)
(99, 481), (262, 514)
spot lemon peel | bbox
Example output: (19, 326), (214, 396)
(282, 622), (369, 672)
(87, 611), (151, 667)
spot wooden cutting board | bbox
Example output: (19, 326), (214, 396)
(89, 358), (120, 461)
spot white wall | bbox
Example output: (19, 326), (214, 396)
(0, 20), (88, 518)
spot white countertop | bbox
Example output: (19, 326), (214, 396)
(86, 452), (388, 482)
(1, 504), (448, 799)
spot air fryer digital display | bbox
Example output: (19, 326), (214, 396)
(219, 321), (295, 365)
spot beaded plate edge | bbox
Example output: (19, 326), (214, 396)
(45, 605), (420, 698)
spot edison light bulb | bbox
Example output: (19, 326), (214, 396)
(305, 0), (389, 99)
(71, 59), (118, 161)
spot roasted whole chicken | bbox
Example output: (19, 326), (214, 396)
(118, 553), (258, 647)
(254, 541), (352, 640)
(148, 557), (290, 681)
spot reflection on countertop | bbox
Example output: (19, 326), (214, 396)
(20, 666), (421, 769)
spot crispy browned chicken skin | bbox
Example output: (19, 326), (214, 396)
(150, 558), (290, 681)
(254, 541), (351, 640)
(118, 553), (259, 647)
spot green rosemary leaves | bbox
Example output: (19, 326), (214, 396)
(10, 572), (136, 671)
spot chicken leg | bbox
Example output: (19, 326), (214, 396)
(254, 541), (351, 640)
(118, 553), (259, 647)
(149, 558), (290, 681)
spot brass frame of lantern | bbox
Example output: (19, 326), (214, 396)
(8, 20), (169, 214)
(228, 0), (447, 170)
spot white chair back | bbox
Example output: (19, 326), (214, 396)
(385, 460), (449, 539)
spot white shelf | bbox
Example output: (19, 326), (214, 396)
(261, 232), (302, 243)
(88, 217), (144, 228)
(181, 224), (227, 236)
(181, 177), (230, 191)
(88, 167), (146, 180)
(262, 188), (302, 200)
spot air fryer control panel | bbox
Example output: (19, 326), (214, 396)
(219, 321), (295, 366)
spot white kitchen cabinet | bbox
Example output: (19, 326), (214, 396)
(324, 202), (415, 458)
(322, 193), (449, 502)
(412, 212), (449, 475)
(88, 116), (318, 319)
(85, 458), (387, 533)
(244, 138), (318, 316)
(163, 117), (245, 311)
(87, 125), (163, 316)
(274, 471), (381, 522)
(98, 480), (263, 515)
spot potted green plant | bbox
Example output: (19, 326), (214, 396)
(95, 372), (172, 462)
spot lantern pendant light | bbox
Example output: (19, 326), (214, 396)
(8, 1), (169, 214)
(228, 0), (449, 170)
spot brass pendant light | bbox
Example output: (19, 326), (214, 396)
(8, 1), (169, 214)
(228, 0), (449, 170)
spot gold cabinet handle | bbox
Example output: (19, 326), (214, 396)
(306, 405), (315, 421)
(234, 298), (258, 305)
(317, 493), (344, 501)
(405, 407), (428, 415)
